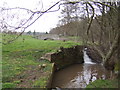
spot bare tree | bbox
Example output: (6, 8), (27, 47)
(84, 1), (119, 70)
(50, 1), (119, 70)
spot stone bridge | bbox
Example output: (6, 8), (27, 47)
(37, 34), (60, 40)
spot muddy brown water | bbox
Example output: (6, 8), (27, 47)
(51, 63), (114, 88)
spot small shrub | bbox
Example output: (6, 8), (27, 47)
(13, 80), (21, 84)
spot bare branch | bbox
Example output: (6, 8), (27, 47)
(1, 0), (61, 45)
(95, 2), (118, 12)
(86, 2), (95, 35)
(0, 7), (34, 13)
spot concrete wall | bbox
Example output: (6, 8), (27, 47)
(46, 63), (56, 88)
(51, 45), (84, 70)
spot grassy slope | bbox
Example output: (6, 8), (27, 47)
(2, 35), (81, 88)
(86, 79), (118, 88)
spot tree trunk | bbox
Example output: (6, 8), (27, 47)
(104, 31), (119, 70)
(104, 4), (120, 70)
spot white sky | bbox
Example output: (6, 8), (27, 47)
(1, 0), (117, 32)
(0, 0), (61, 32)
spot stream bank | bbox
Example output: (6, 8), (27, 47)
(41, 45), (117, 88)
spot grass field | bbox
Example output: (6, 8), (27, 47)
(2, 34), (81, 88)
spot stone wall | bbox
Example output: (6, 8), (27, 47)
(85, 46), (103, 63)
(51, 45), (84, 70)
(40, 45), (103, 70)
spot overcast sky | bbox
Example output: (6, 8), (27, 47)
(0, 0), (61, 32)
(1, 0), (116, 33)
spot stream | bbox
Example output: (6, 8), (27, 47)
(51, 48), (114, 88)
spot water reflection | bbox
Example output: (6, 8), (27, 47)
(52, 64), (113, 88)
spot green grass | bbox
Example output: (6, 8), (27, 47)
(86, 79), (118, 88)
(2, 83), (16, 88)
(33, 76), (48, 88)
(2, 34), (81, 88)
(3, 35), (81, 53)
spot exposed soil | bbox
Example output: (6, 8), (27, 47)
(14, 65), (49, 88)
